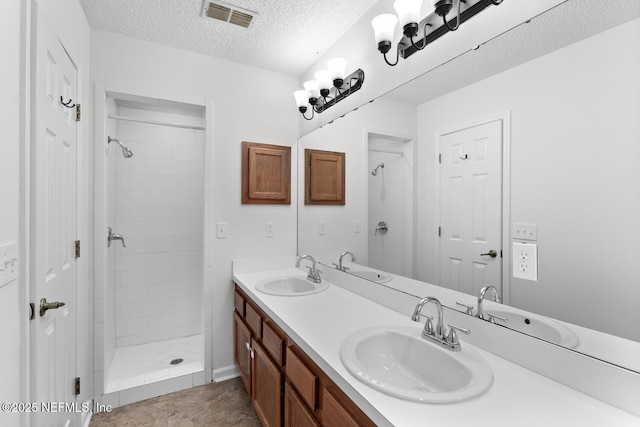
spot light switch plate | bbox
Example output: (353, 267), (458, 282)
(353, 220), (361, 233)
(0, 242), (19, 288)
(318, 221), (326, 235)
(513, 242), (537, 281)
(216, 223), (228, 239)
(513, 223), (538, 241)
(265, 222), (274, 238)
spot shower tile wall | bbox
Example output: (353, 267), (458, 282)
(113, 109), (204, 347)
(369, 151), (405, 274)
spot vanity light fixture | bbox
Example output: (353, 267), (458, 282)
(293, 58), (365, 120)
(371, 0), (504, 66)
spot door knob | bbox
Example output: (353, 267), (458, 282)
(39, 298), (66, 317)
(480, 250), (497, 258)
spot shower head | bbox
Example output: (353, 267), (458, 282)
(371, 163), (384, 176)
(108, 136), (134, 158)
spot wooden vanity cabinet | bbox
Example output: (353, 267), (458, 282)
(233, 285), (374, 427)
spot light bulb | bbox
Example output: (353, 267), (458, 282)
(371, 13), (398, 46)
(394, 0), (422, 28)
(293, 90), (308, 108)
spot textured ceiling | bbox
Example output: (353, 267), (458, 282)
(78, 0), (379, 76)
(384, 0), (640, 105)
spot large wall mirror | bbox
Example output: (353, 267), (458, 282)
(297, 0), (640, 373)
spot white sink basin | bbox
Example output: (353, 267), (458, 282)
(487, 309), (579, 348)
(349, 269), (392, 283)
(340, 326), (493, 403)
(255, 276), (328, 296)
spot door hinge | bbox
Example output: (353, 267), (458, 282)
(75, 104), (81, 121)
(75, 240), (81, 259)
(439, 153), (442, 164)
(438, 226), (441, 237)
(74, 377), (80, 395)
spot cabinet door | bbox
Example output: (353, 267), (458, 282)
(252, 339), (283, 427)
(322, 386), (373, 427)
(234, 312), (252, 395)
(284, 383), (320, 427)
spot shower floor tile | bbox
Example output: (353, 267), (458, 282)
(107, 334), (202, 393)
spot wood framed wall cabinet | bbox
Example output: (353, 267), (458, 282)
(242, 141), (291, 204)
(305, 149), (346, 205)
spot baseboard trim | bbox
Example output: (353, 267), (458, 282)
(213, 364), (239, 382)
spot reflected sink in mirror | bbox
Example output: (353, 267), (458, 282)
(255, 276), (329, 296)
(488, 309), (579, 348)
(340, 326), (492, 403)
(349, 269), (392, 284)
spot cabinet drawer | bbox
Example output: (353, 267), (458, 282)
(285, 347), (318, 410)
(263, 320), (285, 366)
(234, 290), (245, 317)
(245, 303), (262, 338)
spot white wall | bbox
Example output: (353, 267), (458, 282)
(415, 17), (640, 341)
(297, 97), (416, 264)
(297, 0), (565, 135)
(0, 0), (22, 424)
(90, 30), (299, 374)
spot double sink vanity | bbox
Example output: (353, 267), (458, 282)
(232, 256), (640, 427)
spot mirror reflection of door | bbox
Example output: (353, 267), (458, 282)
(438, 119), (503, 297)
(367, 133), (414, 277)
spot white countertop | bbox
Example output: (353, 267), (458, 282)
(233, 267), (640, 427)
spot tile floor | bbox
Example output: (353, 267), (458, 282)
(90, 377), (260, 427)
(106, 334), (202, 393)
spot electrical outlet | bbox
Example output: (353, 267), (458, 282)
(265, 222), (274, 238)
(216, 222), (228, 239)
(353, 220), (361, 233)
(318, 221), (326, 235)
(513, 242), (537, 281)
(0, 242), (19, 288)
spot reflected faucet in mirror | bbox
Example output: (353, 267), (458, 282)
(334, 251), (356, 272)
(295, 254), (322, 283)
(476, 285), (502, 321)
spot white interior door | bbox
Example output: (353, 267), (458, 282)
(31, 5), (78, 426)
(439, 120), (503, 297)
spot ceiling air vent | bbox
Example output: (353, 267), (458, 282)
(204, 1), (255, 28)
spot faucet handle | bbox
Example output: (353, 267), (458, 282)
(445, 324), (470, 350)
(486, 312), (509, 324)
(455, 301), (474, 315)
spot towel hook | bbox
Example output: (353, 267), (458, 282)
(60, 96), (76, 108)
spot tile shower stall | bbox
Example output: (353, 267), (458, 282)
(94, 89), (212, 406)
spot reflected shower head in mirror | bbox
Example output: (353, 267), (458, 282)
(108, 136), (134, 158)
(371, 163), (385, 176)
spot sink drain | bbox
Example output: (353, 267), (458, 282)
(170, 358), (184, 365)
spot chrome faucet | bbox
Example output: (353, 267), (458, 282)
(412, 296), (469, 351)
(334, 251), (356, 271)
(295, 254), (322, 283)
(477, 285), (501, 320)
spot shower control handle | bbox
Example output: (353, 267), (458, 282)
(375, 221), (388, 235)
(107, 226), (127, 248)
